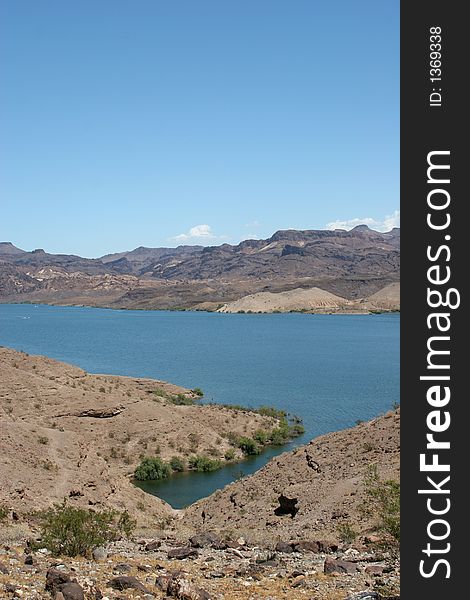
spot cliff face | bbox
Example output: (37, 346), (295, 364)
(0, 226), (400, 309)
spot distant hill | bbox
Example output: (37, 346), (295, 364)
(0, 226), (400, 310)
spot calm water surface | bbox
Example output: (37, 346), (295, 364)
(0, 304), (399, 507)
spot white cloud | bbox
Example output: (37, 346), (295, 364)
(171, 224), (227, 242)
(326, 210), (400, 233)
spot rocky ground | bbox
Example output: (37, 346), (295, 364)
(0, 532), (399, 600)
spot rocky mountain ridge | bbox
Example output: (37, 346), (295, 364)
(0, 226), (399, 310)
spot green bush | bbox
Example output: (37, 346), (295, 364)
(134, 457), (171, 481)
(169, 456), (185, 472)
(269, 427), (289, 445)
(238, 436), (260, 456)
(253, 429), (269, 445)
(224, 448), (236, 461)
(37, 501), (135, 557)
(169, 393), (196, 405)
(191, 388), (204, 397)
(257, 406), (286, 419)
(362, 464), (400, 543)
(188, 455), (222, 472)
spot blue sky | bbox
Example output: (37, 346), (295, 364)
(0, 0), (399, 257)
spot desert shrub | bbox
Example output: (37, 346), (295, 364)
(169, 456), (185, 472)
(191, 387), (204, 397)
(257, 406), (286, 419)
(188, 455), (222, 472)
(134, 457), (171, 481)
(170, 393), (196, 405)
(269, 427), (289, 445)
(253, 429), (269, 445)
(224, 448), (236, 461)
(0, 505), (8, 521)
(38, 436), (49, 445)
(238, 437), (260, 456)
(337, 522), (357, 544)
(289, 423), (305, 436)
(37, 501), (135, 557)
(362, 464), (400, 543)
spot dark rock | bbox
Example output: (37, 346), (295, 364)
(45, 568), (71, 594)
(4, 583), (19, 594)
(324, 557), (357, 574)
(106, 576), (149, 593)
(145, 540), (162, 551)
(113, 563), (132, 573)
(274, 494), (298, 518)
(0, 562), (9, 574)
(365, 565), (385, 575)
(57, 582), (85, 600)
(291, 576), (306, 588)
(275, 541), (294, 553)
(293, 540), (321, 553)
(167, 546), (198, 560)
(24, 554), (34, 565)
(189, 531), (226, 549)
(137, 564), (152, 572)
(155, 574), (172, 592)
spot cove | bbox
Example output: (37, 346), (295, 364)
(0, 304), (399, 507)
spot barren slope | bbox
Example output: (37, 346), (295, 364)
(0, 348), (278, 525)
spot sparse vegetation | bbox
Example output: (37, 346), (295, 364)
(337, 522), (357, 544)
(224, 448), (236, 461)
(191, 387), (204, 397)
(188, 455), (222, 472)
(0, 505), (9, 521)
(237, 436), (261, 456)
(38, 435), (49, 445)
(134, 456), (171, 481)
(169, 393), (197, 406)
(362, 464), (400, 543)
(37, 501), (135, 557)
(169, 456), (185, 472)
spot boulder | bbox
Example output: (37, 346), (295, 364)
(106, 576), (149, 593)
(189, 531), (225, 549)
(45, 569), (71, 594)
(145, 540), (162, 551)
(56, 582), (85, 600)
(167, 546), (198, 560)
(92, 546), (107, 561)
(274, 541), (294, 553)
(324, 557), (357, 574)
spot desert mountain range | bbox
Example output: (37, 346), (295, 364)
(0, 225), (400, 311)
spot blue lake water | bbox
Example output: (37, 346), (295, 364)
(0, 304), (399, 507)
